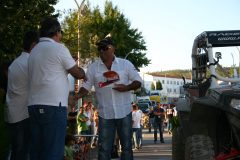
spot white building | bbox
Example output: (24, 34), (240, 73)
(139, 73), (191, 94)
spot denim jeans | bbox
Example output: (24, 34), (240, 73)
(98, 112), (133, 160)
(149, 118), (154, 132)
(7, 118), (31, 160)
(139, 125), (143, 145)
(167, 119), (172, 132)
(132, 128), (140, 149)
(154, 121), (164, 141)
(28, 105), (67, 160)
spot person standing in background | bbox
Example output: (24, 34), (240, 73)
(67, 107), (77, 135)
(145, 107), (155, 133)
(132, 104), (141, 151)
(154, 102), (165, 144)
(6, 31), (39, 160)
(166, 103), (174, 134)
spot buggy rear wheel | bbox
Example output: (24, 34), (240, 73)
(185, 134), (215, 160)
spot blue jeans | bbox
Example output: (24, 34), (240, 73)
(132, 128), (140, 149)
(154, 121), (164, 141)
(8, 118), (31, 160)
(28, 105), (67, 160)
(149, 118), (154, 132)
(98, 112), (133, 160)
(139, 125), (143, 145)
(167, 119), (172, 132)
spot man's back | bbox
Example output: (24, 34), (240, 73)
(28, 38), (76, 107)
(132, 111), (141, 128)
(7, 52), (29, 123)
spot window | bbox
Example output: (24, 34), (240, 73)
(170, 88), (172, 92)
(174, 89), (176, 92)
(174, 81), (176, 85)
(167, 88), (169, 92)
(167, 80), (169, 84)
(177, 81), (179, 85)
(162, 80), (164, 84)
(170, 81), (172, 84)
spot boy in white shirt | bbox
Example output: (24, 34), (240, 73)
(132, 104), (141, 151)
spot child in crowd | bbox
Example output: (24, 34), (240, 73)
(73, 138), (84, 156)
(92, 110), (99, 147)
(80, 134), (90, 158)
(63, 134), (81, 160)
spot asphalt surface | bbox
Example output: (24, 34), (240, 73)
(88, 126), (172, 160)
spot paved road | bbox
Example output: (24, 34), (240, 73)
(89, 126), (172, 160)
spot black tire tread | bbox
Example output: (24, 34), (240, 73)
(185, 134), (215, 160)
(172, 127), (185, 160)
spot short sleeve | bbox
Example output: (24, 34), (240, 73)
(127, 61), (143, 83)
(58, 45), (76, 70)
(63, 146), (67, 156)
(132, 112), (136, 121)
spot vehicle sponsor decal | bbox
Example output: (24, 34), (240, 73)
(206, 31), (240, 45)
(210, 89), (221, 102)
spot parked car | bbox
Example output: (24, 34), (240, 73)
(137, 103), (150, 113)
(179, 94), (186, 98)
(150, 100), (156, 107)
(138, 100), (152, 107)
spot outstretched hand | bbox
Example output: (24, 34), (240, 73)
(72, 55), (78, 63)
(68, 95), (81, 107)
(112, 84), (129, 92)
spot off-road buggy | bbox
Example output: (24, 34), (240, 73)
(172, 30), (240, 160)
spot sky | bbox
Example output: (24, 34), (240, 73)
(54, 0), (240, 73)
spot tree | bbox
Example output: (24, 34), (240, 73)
(0, 0), (59, 62)
(0, 90), (10, 159)
(151, 82), (155, 90)
(60, 0), (151, 70)
(156, 80), (163, 90)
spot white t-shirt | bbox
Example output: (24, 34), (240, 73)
(28, 38), (76, 107)
(138, 110), (143, 126)
(84, 111), (92, 126)
(82, 56), (143, 119)
(173, 107), (177, 116)
(132, 111), (141, 128)
(6, 52), (30, 123)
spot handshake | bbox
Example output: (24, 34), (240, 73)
(68, 94), (81, 107)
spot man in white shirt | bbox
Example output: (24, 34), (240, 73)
(132, 104), (141, 151)
(70, 38), (142, 160)
(6, 30), (39, 160)
(27, 18), (85, 160)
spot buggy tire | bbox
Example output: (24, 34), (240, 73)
(172, 127), (185, 160)
(185, 135), (215, 160)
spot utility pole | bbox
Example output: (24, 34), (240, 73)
(236, 46), (240, 78)
(73, 0), (86, 116)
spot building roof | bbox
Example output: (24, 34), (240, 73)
(147, 73), (191, 80)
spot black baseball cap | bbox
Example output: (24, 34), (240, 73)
(96, 38), (115, 47)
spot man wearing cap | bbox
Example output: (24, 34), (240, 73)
(71, 38), (143, 160)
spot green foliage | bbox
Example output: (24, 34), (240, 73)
(156, 80), (163, 90)
(171, 116), (181, 132)
(151, 82), (155, 90)
(151, 66), (239, 80)
(60, 0), (150, 70)
(0, 0), (59, 62)
(0, 90), (10, 159)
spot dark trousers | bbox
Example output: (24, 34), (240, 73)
(154, 121), (164, 142)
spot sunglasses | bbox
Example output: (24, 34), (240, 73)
(98, 46), (112, 51)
